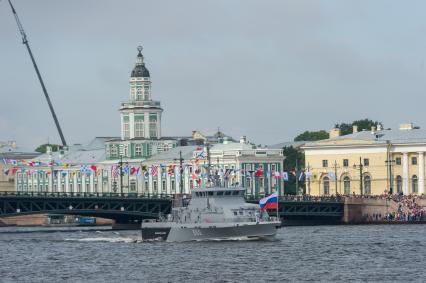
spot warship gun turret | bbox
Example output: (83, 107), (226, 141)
(141, 187), (281, 242)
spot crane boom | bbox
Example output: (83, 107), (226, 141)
(8, 0), (67, 146)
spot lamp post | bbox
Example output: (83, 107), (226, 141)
(385, 159), (396, 195)
(173, 151), (184, 196)
(353, 157), (364, 196)
(118, 144), (125, 196)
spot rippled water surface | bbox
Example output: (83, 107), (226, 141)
(0, 225), (425, 282)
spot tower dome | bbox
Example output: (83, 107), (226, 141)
(131, 46), (150, 77)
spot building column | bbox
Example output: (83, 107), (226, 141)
(129, 113), (135, 139)
(144, 112), (150, 138)
(419, 152), (424, 195)
(402, 152), (409, 195)
(120, 113), (124, 140)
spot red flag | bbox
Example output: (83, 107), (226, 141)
(254, 168), (263, 177)
(90, 165), (97, 172)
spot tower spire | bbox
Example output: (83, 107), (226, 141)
(136, 45), (144, 65)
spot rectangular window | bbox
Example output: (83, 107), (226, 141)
(86, 183), (90, 192)
(171, 180), (175, 191)
(153, 181), (157, 192)
(396, 157), (402, 165)
(363, 158), (369, 167)
(412, 157), (418, 165)
(271, 164), (276, 171)
(144, 181), (149, 192)
(110, 145), (118, 157)
(343, 159), (349, 167)
(149, 123), (157, 138)
(245, 164), (252, 171)
(123, 122), (130, 139)
(162, 180), (166, 191)
(135, 144), (142, 156)
(135, 121), (144, 138)
(322, 160), (328, 168)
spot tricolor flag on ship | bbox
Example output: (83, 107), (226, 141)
(259, 192), (278, 211)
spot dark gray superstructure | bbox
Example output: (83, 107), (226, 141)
(141, 187), (281, 242)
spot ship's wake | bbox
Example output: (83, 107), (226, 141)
(64, 236), (141, 243)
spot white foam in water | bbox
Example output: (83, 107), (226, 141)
(65, 237), (139, 243)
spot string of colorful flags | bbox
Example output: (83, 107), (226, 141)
(2, 157), (321, 182)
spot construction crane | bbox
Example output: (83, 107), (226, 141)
(7, 0), (67, 146)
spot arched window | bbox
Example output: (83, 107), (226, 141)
(364, 175), (371, 195)
(412, 175), (418, 194)
(343, 176), (351, 195)
(396, 175), (402, 193)
(323, 177), (330, 195)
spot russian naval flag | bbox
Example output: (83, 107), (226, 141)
(259, 192), (278, 211)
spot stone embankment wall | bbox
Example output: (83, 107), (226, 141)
(343, 197), (426, 224)
(343, 197), (397, 224)
(0, 214), (113, 227)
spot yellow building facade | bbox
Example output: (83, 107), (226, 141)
(302, 124), (426, 196)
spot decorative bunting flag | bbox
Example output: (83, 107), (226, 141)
(150, 165), (158, 177)
(254, 168), (263, 177)
(282, 171), (289, 181)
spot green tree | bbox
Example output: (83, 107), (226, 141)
(282, 146), (305, 195)
(335, 119), (383, 135)
(294, 130), (329, 142)
(35, 144), (61, 153)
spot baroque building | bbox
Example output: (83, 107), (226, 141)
(105, 46), (177, 160)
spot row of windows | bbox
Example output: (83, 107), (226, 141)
(322, 175), (421, 195)
(323, 175), (372, 195)
(395, 156), (418, 166)
(322, 159), (370, 168)
(244, 164), (277, 171)
(322, 156), (423, 169)
(18, 183), (100, 193)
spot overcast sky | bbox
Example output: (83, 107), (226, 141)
(1, 0), (426, 150)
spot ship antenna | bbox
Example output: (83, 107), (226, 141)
(7, 0), (67, 146)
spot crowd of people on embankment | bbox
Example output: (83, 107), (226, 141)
(345, 193), (426, 222)
(384, 194), (426, 222)
(279, 193), (426, 223)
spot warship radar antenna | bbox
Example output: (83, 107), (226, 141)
(206, 142), (211, 186)
(7, 0), (67, 146)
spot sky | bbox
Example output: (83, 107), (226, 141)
(1, 0), (426, 150)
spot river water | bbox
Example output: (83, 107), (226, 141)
(0, 225), (424, 282)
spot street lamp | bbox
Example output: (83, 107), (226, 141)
(118, 144), (125, 196)
(385, 159), (396, 194)
(353, 157), (364, 196)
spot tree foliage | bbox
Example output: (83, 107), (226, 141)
(294, 130), (329, 142)
(335, 119), (383, 136)
(35, 144), (61, 153)
(282, 146), (305, 195)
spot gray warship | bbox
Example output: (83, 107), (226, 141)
(141, 186), (281, 242)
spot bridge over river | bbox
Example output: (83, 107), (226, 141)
(0, 192), (344, 227)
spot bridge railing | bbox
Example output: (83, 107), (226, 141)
(0, 191), (175, 199)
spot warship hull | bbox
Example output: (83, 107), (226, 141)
(142, 221), (281, 242)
